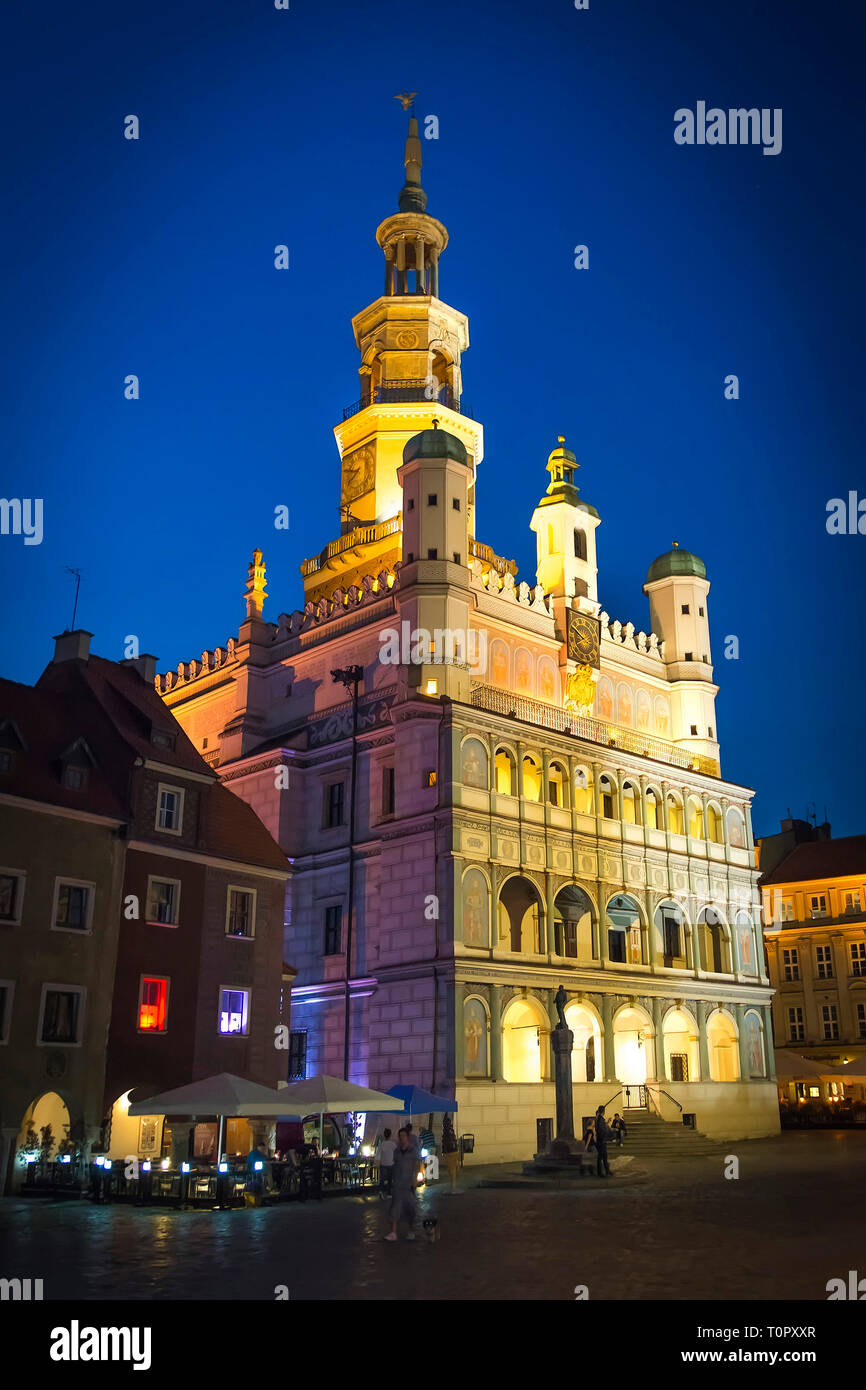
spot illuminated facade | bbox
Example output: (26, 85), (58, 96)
(158, 112), (779, 1159)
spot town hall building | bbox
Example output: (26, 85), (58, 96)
(157, 108), (779, 1160)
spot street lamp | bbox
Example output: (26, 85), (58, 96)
(331, 664), (363, 1080)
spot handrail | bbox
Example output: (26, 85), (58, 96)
(601, 1089), (622, 1111)
(645, 1083), (683, 1114)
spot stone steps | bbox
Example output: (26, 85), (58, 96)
(609, 1113), (724, 1157)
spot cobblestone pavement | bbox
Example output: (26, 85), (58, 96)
(1, 1132), (862, 1301)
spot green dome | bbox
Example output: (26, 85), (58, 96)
(403, 426), (468, 467)
(646, 545), (707, 585)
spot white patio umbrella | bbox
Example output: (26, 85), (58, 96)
(834, 1054), (866, 1078)
(128, 1073), (303, 1159)
(773, 1049), (841, 1079)
(276, 1075), (405, 1148)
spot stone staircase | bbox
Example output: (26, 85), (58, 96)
(615, 1110), (723, 1158)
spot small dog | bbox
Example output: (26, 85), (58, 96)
(422, 1217), (439, 1243)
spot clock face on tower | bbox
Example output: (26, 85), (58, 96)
(341, 443), (375, 505)
(566, 610), (601, 668)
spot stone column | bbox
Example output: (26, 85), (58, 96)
(700, 793), (710, 842)
(735, 1004), (750, 1081)
(383, 245), (394, 295)
(660, 779), (671, 833)
(454, 984), (465, 1082)
(696, 1000), (711, 1081)
(720, 797), (730, 854)
(551, 1027), (576, 1140)
(652, 996), (665, 1082)
(490, 985), (503, 1081)
(615, 768), (626, 823)
(600, 994), (616, 1082)
(415, 237), (425, 293)
(546, 876), (557, 957)
(517, 741), (526, 798)
(599, 883), (610, 965)
(639, 774), (649, 837)
(430, 248), (439, 297)
(396, 236), (406, 294)
(592, 761), (602, 819)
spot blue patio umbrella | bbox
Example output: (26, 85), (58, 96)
(380, 1085), (458, 1114)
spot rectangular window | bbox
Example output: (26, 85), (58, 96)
(663, 914), (681, 961)
(152, 730), (175, 750)
(288, 1030), (308, 1080)
(53, 881), (93, 932)
(219, 987), (250, 1035)
(425, 769), (437, 787)
(427, 493), (438, 506)
(381, 765), (395, 818)
(821, 1004), (839, 1040)
(226, 887), (256, 939)
(670, 1053), (688, 1082)
(427, 547), (438, 560)
(810, 894), (828, 919)
(452, 498), (460, 511)
(324, 904), (342, 955)
(780, 897), (794, 922)
(564, 919), (578, 958)
(782, 948), (799, 981)
(0, 981), (12, 1043)
(407, 498), (415, 511)
(681, 604), (690, 614)
(850, 942), (866, 976)
(0, 751), (11, 773)
(858, 1003), (866, 1040)
(452, 552), (461, 564)
(816, 944), (834, 979)
(156, 785), (184, 833)
(138, 977), (168, 1033)
(699, 607), (705, 617)
(684, 652), (693, 662)
(63, 765), (87, 790)
(39, 986), (84, 1045)
(0, 871), (24, 923)
(608, 929), (626, 964)
(844, 891), (862, 914)
(690, 724), (698, 736)
(326, 781), (345, 828)
(146, 877), (180, 926)
(787, 1006), (804, 1042)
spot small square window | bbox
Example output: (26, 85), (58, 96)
(40, 986), (84, 1044)
(708, 726), (714, 738)
(63, 765), (87, 790)
(54, 882), (92, 932)
(427, 548), (438, 560)
(219, 987), (250, 1035)
(156, 785), (184, 834)
(681, 604), (690, 615)
(152, 730), (175, 750)
(690, 724), (698, 736)
(0, 872), (24, 923)
(407, 552), (415, 563)
(407, 498), (415, 512)
(453, 552), (461, 564)
(427, 494), (438, 506)
(138, 977), (168, 1033)
(425, 769), (437, 787)
(452, 498), (460, 511)
(202, 736), (209, 750)
(699, 606), (705, 617)
(684, 652), (693, 662)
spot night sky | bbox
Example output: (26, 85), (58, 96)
(2, 0), (864, 836)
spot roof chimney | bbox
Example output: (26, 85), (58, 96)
(121, 654), (159, 685)
(52, 630), (92, 664)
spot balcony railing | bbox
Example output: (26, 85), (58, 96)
(469, 538), (518, 577)
(301, 516), (401, 577)
(342, 381), (472, 421)
(470, 684), (720, 777)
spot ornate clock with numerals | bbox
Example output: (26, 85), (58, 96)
(566, 610), (600, 668)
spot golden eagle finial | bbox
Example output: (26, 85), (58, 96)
(394, 91), (417, 112)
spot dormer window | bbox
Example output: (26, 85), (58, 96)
(63, 766), (87, 791)
(0, 751), (11, 774)
(58, 738), (96, 791)
(152, 729), (176, 751)
(0, 719), (25, 772)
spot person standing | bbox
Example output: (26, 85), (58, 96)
(594, 1105), (611, 1177)
(384, 1128), (419, 1241)
(441, 1113), (460, 1191)
(378, 1127), (396, 1194)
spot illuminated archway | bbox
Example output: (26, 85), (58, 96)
(565, 1002), (602, 1083)
(707, 1009), (740, 1081)
(502, 996), (548, 1083)
(613, 1004), (654, 1084)
(497, 876), (543, 954)
(662, 1006), (700, 1082)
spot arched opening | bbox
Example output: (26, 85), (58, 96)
(707, 1010), (740, 1081)
(687, 797), (704, 839)
(698, 906), (726, 973)
(654, 899), (687, 967)
(606, 894), (643, 964)
(497, 876), (543, 954)
(522, 754), (542, 801)
(727, 807), (746, 848)
(573, 765), (593, 815)
(494, 747), (516, 796)
(663, 1007), (700, 1082)
(598, 774), (616, 820)
(667, 793), (684, 836)
(548, 760), (566, 807)
(707, 804), (723, 843)
(17, 1091), (71, 1168)
(461, 737), (489, 790)
(502, 996), (548, 1083)
(645, 787), (660, 830)
(553, 885), (595, 960)
(622, 781), (641, 825)
(564, 1002), (601, 1082)
(613, 1005), (654, 1084)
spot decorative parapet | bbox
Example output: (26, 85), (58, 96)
(470, 683), (720, 778)
(469, 559), (553, 616)
(300, 515), (402, 577)
(599, 610), (664, 661)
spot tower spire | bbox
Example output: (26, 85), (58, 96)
(394, 92), (427, 213)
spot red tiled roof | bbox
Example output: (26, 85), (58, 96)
(0, 677), (128, 819)
(761, 836), (866, 886)
(201, 781), (290, 874)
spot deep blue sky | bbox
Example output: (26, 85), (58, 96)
(2, 0), (864, 837)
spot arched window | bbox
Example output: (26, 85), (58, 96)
(687, 797), (704, 839)
(502, 996), (548, 1082)
(622, 781), (641, 825)
(564, 1002), (601, 1082)
(707, 1010), (740, 1081)
(663, 1007), (700, 1082)
(654, 899), (686, 965)
(548, 761), (566, 807)
(553, 885), (595, 960)
(727, 807), (746, 848)
(574, 529), (587, 560)
(667, 793), (684, 836)
(698, 906), (726, 973)
(598, 775), (616, 820)
(494, 747), (516, 796)
(707, 804), (723, 843)
(498, 877), (543, 954)
(606, 894), (643, 964)
(613, 1004), (654, 1084)
(645, 787), (660, 830)
(522, 754), (542, 801)
(461, 738), (489, 790)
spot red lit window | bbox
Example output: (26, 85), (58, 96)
(139, 977), (168, 1032)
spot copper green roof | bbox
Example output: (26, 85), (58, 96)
(646, 546), (707, 584)
(403, 427), (468, 466)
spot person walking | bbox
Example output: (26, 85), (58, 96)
(378, 1127), (396, 1194)
(594, 1105), (611, 1177)
(384, 1128), (419, 1241)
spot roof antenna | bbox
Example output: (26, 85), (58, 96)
(64, 567), (82, 630)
